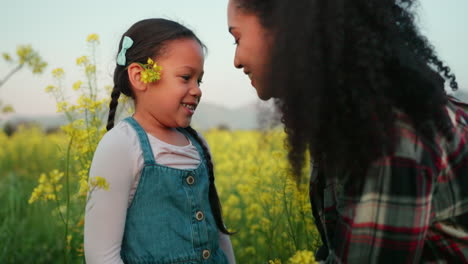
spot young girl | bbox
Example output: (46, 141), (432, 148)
(84, 19), (235, 264)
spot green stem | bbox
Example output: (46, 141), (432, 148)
(64, 135), (74, 264)
(50, 176), (67, 263)
(0, 64), (23, 88)
(92, 45), (98, 101)
(52, 184), (66, 226)
(282, 178), (298, 251)
(56, 79), (74, 123)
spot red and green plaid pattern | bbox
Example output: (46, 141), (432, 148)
(310, 98), (468, 263)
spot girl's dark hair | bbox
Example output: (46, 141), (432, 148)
(185, 126), (233, 235)
(107, 19), (230, 235)
(236, 0), (458, 177)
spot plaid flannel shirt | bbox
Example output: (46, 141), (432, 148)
(310, 98), (468, 264)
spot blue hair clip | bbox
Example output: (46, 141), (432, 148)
(117, 36), (134, 66)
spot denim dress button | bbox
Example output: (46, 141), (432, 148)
(195, 211), (204, 221)
(186, 175), (195, 185)
(202, 249), (211, 259)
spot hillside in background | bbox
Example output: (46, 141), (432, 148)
(453, 90), (468, 103)
(0, 101), (278, 132)
(3, 90), (467, 133)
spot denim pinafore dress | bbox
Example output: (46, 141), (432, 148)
(120, 117), (228, 264)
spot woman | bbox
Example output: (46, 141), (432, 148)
(227, 0), (468, 263)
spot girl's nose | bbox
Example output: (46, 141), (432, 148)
(191, 84), (202, 99)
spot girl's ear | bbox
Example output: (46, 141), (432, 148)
(127, 62), (147, 92)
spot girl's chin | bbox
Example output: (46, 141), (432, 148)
(178, 119), (192, 128)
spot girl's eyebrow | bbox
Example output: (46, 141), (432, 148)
(176, 66), (203, 72)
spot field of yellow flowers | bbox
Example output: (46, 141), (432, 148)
(0, 127), (321, 264)
(0, 34), (321, 264)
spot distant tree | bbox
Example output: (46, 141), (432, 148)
(216, 123), (231, 131)
(45, 125), (62, 134)
(3, 120), (41, 136)
(454, 90), (468, 103)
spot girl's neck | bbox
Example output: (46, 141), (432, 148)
(132, 112), (189, 147)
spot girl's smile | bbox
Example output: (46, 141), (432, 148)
(181, 101), (198, 115)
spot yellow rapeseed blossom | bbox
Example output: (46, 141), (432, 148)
(28, 56), (47, 73)
(89, 176), (109, 191)
(269, 259), (282, 264)
(76, 56), (89, 65)
(28, 170), (64, 204)
(13, 45), (47, 73)
(16, 45), (32, 64)
(52, 68), (65, 78)
(72, 81), (82, 91)
(75, 95), (105, 114)
(85, 64), (96, 75)
(57, 101), (69, 112)
(67, 235), (73, 247)
(2, 105), (14, 113)
(79, 178), (89, 197)
(288, 250), (318, 264)
(2, 52), (12, 62)
(49, 169), (64, 184)
(86, 33), (100, 43)
(140, 57), (162, 84)
(245, 246), (256, 255)
(45, 85), (56, 93)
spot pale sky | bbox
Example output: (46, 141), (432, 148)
(1, 0), (467, 115)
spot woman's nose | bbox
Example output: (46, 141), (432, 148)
(234, 49), (243, 69)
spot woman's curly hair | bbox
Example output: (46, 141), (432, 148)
(235, 0), (458, 177)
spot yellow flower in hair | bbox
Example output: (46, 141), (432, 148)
(153, 62), (162, 72)
(139, 57), (162, 84)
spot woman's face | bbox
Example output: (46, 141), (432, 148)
(227, 0), (274, 100)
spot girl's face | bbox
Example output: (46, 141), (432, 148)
(139, 38), (204, 129)
(227, 0), (274, 100)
